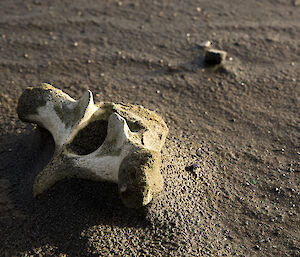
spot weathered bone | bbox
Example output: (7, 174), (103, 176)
(17, 83), (168, 208)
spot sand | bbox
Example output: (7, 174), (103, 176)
(0, 0), (299, 256)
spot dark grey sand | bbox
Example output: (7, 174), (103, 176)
(0, 0), (299, 256)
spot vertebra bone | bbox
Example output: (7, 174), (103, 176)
(17, 83), (168, 208)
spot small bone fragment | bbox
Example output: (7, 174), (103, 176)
(204, 49), (227, 65)
(17, 83), (168, 208)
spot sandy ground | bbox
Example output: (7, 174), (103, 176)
(0, 0), (299, 256)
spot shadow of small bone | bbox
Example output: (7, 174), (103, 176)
(0, 127), (150, 256)
(147, 54), (234, 78)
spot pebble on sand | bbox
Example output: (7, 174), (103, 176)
(199, 40), (211, 48)
(204, 49), (227, 65)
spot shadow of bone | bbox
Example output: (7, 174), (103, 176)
(0, 126), (150, 255)
(27, 179), (149, 255)
(0, 126), (55, 210)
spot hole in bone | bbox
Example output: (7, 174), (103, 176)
(66, 120), (108, 155)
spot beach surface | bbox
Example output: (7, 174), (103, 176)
(0, 0), (299, 256)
